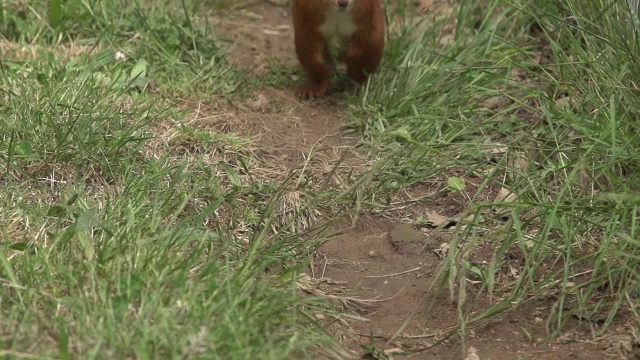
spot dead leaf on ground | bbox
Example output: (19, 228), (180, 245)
(493, 187), (517, 204)
(465, 346), (481, 360)
(433, 242), (449, 259)
(451, 211), (479, 224)
(480, 140), (508, 166)
(423, 210), (454, 228)
(483, 143), (508, 157)
(507, 151), (530, 171)
(492, 187), (517, 220)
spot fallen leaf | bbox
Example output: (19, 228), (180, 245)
(491, 188), (518, 220)
(493, 187), (517, 203)
(433, 242), (449, 259)
(424, 210), (453, 227)
(384, 347), (404, 355)
(482, 143), (508, 156)
(465, 346), (480, 360)
(507, 151), (530, 171)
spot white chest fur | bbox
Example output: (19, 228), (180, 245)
(319, 7), (357, 39)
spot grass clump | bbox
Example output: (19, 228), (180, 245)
(357, 0), (640, 338)
(1, 164), (337, 358)
(1, 0), (243, 97)
(0, 1), (343, 359)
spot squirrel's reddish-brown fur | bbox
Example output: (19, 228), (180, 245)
(291, 0), (385, 99)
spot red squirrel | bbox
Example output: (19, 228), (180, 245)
(291, 0), (385, 99)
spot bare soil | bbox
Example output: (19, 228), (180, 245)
(206, 2), (638, 359)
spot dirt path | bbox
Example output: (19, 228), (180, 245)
(206, 3), (635, 359)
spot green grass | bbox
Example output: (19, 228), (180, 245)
(358, 0), (640, 340)
(1, 0), (243, 97)
(2, 0), (640, 358)
(0, 0), (343, 359)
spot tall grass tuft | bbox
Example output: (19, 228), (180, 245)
(360, 0), (640, 339)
